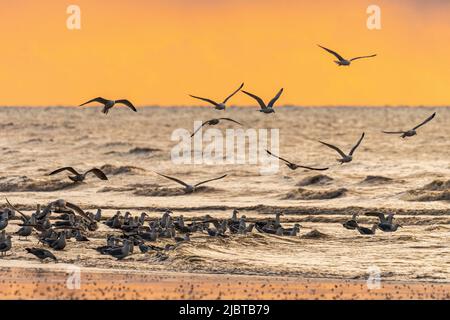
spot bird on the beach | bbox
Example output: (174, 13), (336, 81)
(191, 118), (243, 137)
(75, 230), (89, 242)
(155, 172), (227, 194)
(189, 82), (244, 110)
(343, 213), (359, 230)
(382, 112), (436, 138)
(241, 88), (283, 114)
(25, 248), (58, 262)
(318, 45), (377, 66)
(0, 211), (9, 231)
(276, 224), (301, 236)
(106, 239), (133, 260)
(365, 212), (402, 232)
(49, 167), (108, 183)
(94, 209), (102, 222)
(80, 97), (137, 114)
(42, 231), (67, 250)
(356, 223), (378, 235)
(16, 225), (33, 240)
(255, 212), (284, 233)
(266, 150), (329, 171)
(319, 133), (365, 164)
(174, 233), (190, 243)
(0, 235), (12, 256)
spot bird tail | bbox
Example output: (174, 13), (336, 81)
(334, 61), (342, 66)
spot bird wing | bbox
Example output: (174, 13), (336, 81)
(5, 198), (29, 220)
(155, 172), (190, 188)
(365, 211), (387, 223)
(382, 131), (405, 134)
(218, 118), (243, 126)
(49, 167), (80, 176)
(349, 54), (377, 61)
(189, 95), (219, 106)
(190, 121), (212, 137)
(266, 149), (295, 166)
(194, 174), (227, 187)
(412, 112), (436, 130)
(85, 168), (108, 180)
(318, 141), (347, 158)
(349, 133), (365, 156)
(241, 90), (267, 109)
(297, 165), (329, 171)
(318, 45), (345, 61)
(80, 97), (109, 106)
(115, 99), (137, 112)
(222, 82), (244, 104)
(65, 201), (96, 224)
(267, 88), (284, 108)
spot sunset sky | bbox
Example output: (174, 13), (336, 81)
(1, 0), (449, 107)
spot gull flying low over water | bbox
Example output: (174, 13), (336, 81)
(155, 172), (227, 194)
(189, 83), (244, 110)
(191, 118), (243, 137)
(318, 45), (377, 66)
(266, 150), (329, 171)
(319, 133), (365, 164)
(241, 88), (283, 114)
(365, 212), (402, 232)
(80, 97), (137, 114)
(49, 167), (108, 183)
(382, 112), (436, 138)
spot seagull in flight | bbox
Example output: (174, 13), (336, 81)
(266, 150), (328, 171)
(49, 167), (108, 182)
(80, 97), (137, 114)
(189, 83), (244, 110)
(241, 88), (283, 114)
(318, 45), (377, 66)
(155, 172), (227, 194)
(382, 112), (436, 138)
(319, 133), (365, 164)
(191, 118), (243, 137)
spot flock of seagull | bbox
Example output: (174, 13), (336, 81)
(0, 44), (440, 262)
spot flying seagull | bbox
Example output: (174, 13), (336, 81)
(266, 150), (328, 171)
(382, 112), (436, 138)
(189, 83), (244, 110)
(319, 133), (365, 164)
(155, 172), (227, 193)
(191, 118), (243, 137)
(49, 167), (108, 182)
(365, 212), (402, 232)
(241, 88), (283, 114)
(80, 97), (137, 114)
(318, 45), (376, 66)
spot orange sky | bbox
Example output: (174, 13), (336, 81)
(0, 0), (449, 106)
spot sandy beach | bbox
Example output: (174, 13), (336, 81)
(0, 106), (449, 299)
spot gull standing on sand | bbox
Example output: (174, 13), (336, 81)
(80, 97), (137, 114)
(382, 112), (436, 138)
(49, 167), (108, 183)
(318, 45), (377, 66)
(155, 172), (227, 194)
(241, 88), (284, 114)
(0, 235), (12, 256)
(191, 118), (243, 137)
(266, 150), (329, 171)
(25, 248), (58, 262)
(189, 83), (244, 110)
(319, 133), (365, 164)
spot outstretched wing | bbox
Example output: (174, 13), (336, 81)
(241, 90), (267, 110)
(155, 172), (190, 188)
(190, 121), (211, 137)
(266, 149), (295, 166)
(267, 88), (284, 108)
(382, 131), (405, 135)
(194, 174), (227, 187)
(80, 97), (109, 106)
(65, 201), (96, 224)
(5, 198), (29, 220)
(297, 165), (329, 171)
(318, 45), (345, 61)
(365, 211), (387, 223)
(189, 95), (219, 107)
(218, 118), (243, 126)
(318, 141), (347, 158)
(49, 167), (79, 176)
(86, 168), (108, 180)
(412, 112), (436, 130)
(115, 99), (137, 112)
(349, 54), (377, 62)
(349, 133), (365, 156)
(222, 82), (244, 104)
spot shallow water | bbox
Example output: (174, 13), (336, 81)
(0, 106), (449, 282)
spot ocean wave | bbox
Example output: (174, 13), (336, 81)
(283, 188), (347, 200)
(296, 174), (334, 187)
